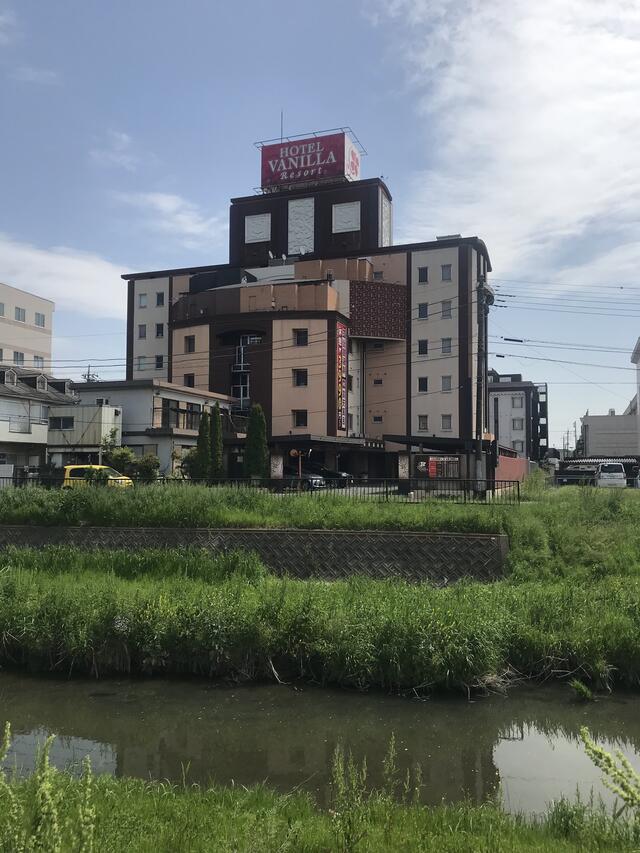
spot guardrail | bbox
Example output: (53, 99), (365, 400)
(0, 476), (521, 504)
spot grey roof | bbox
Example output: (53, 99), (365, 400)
(0, 366), (76, 405)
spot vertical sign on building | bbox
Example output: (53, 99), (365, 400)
(336, 322), (348, 431)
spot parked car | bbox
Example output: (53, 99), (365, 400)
(62, 465), (133, 488)
(594, 462), (627, 489)
(281, 465), (325, 491)
(303, 461), (354, 487)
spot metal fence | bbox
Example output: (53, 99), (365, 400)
(0, 476), (521, 504)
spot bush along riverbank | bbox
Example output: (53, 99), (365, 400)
(1, 550), (639, 691)
(2, 724), (639, 853)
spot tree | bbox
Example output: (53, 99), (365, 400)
(210, 402), (224, 479)
(183, 410), (211, 481)
(243, 404), (269, 479)
(136, 453), (160, 483)
(100, 428), (137, 476)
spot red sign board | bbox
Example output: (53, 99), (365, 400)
(336, 322), (348, 432)
(261, 132), (360, 189)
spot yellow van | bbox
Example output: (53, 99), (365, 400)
(62, 465), (133, 488)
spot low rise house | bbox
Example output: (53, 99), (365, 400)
(0, 366), (76, 472)
(71, 379), (236, 474)
(47, 402), (123, 468)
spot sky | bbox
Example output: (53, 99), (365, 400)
(2, 0), (640, 450)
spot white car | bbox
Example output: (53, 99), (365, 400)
(594, 462), (627, 488)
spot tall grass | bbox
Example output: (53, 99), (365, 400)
(3, 485), (640, 583)
(0, 484), (504, 532)
(0, 561), (639, 690)
(1, 723), (638, 852)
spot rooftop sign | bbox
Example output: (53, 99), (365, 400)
(259, 131), (361, 189)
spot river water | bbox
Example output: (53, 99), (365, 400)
(2, 673), (639, 815)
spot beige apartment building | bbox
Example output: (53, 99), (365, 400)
(0, 282), (53, 370)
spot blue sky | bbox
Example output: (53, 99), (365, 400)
(2, 0), (640, 449)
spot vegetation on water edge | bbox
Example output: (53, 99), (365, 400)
(0, 482), (639, 580)
(1, 723), (638, 853)
(1, 548), (639, 691)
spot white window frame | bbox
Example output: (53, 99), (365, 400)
(441, 264), (452, 281)
(138, 293), (147, 309)
(441, 337), (452, 354)
(332, 201), (361, 234)
(442, 375), (452, 392)
(441, 300), (452, 319)
(512, 396), (523, 409)
(441, 414), (452, 431)
(418, 415), (428, 431)
(245, 213), (271, 244)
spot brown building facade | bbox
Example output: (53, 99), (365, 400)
(123, 138), (493, 475)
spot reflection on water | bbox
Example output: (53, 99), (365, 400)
(1, 673), (639, 814)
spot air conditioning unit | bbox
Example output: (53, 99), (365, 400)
(96, 398), (109, 406)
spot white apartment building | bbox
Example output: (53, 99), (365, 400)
(0, 282), (53, 370)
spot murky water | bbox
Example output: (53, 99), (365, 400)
(1, 673), (639, 815)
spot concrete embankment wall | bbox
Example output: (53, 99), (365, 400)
(0, 526), (508, 585)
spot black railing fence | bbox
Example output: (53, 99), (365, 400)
(0, 476), (521, 504)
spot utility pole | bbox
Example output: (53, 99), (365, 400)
(475, 274), (487, 484)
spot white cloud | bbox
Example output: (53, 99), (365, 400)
(11, 65), (60, 85)
(371, 0), (640, 283)
(0, 233), (127, 320)
(115, 191), (227, 250)
(90, 130), (139, 172)
(0, 8), (16, 45)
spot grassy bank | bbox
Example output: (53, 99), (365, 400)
(1, 551), (638, 690)
(2, 727), (638, 852)
(1, 483), (640, 581)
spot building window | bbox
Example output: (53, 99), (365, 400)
(293, 368), (308, 387)
(293, 328), (308, 347)
(332, 201), (361, 234)
(155, 355), (164, 370)
(245, 212), (271, 243)
(138, 293), (147, 308)
(184, 373), (195, 388)
(184, 335), (196, 353)
(418, 377), (428, 393)
(442, 375), (452, 392)
(347, 374), (353, 392)
(373, 415), (383, 423)
(418, 303), (428, 320)
(156, 292), (165, 307)
(138, 324), (146, 339)
(418, 415), (428, 431)
(512, 418), (524, 430)
(373, 378), (383, 385)
(292, 409), (308, 428)
(34, 356), (44, 369)
(348, 339), (353, 354)
(418, 266), (428, 283)
(441, 264), (452, 281)
(348, 413), (354, 431)
(512, 440), (524, 452)
(441, 300), (452, 319)
(13, 352), (24, 366)
(35, 312), (45, 328)
(373, 271), (384, 281)
(441, 337), (452, 354)
(418, 339), (428, 356)
(14, 307), (25, 322)
(0, 303), (4, 317)
(137, 356), (146, 371)
(49, 416), (74, 430)
(156, 323), (164, 338)
(0, 348), (3, 363)
(512, 396), (523, 408)
(442, 414), (452, 430)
